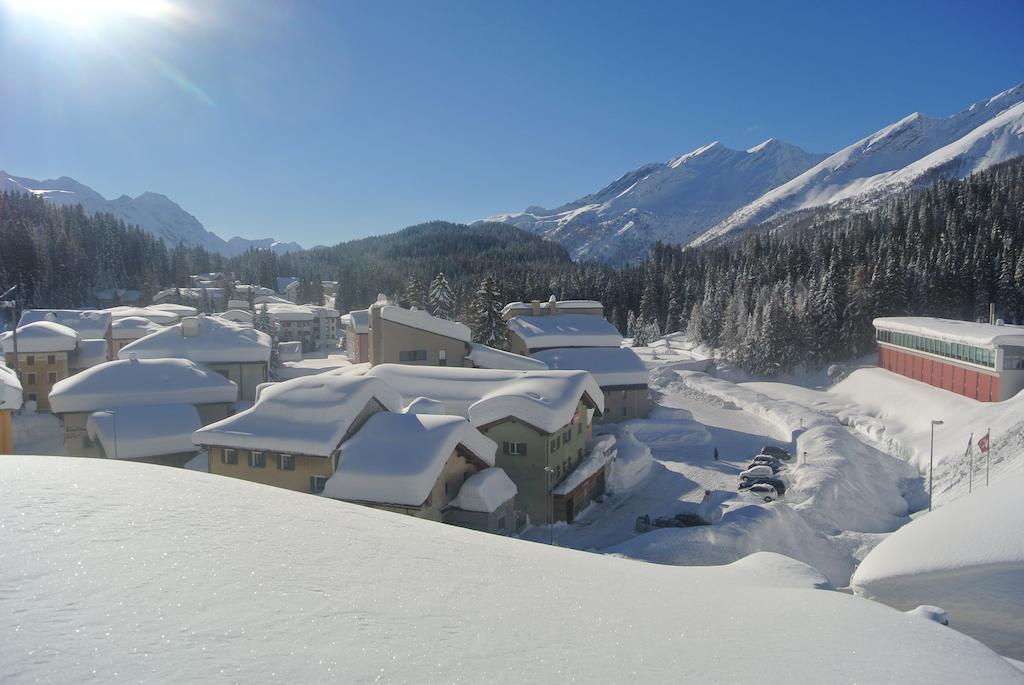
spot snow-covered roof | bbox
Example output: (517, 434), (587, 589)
(193, 374), (402, 456)
(111, 316), (163, 340)
(0, 365), (22, 411)
(552, 437), (617, 496)
(507, 314), (622, 350)
(533, 347), (649, 387)
(377, 305), (470, 341)
(147, 303), (198, 317)
(72, 339), (109, 369)
(118, 316), (272, 364)
(49, 357), (238, 414)
(323, 413), (496, 507)
(873, 317), (1024, 348)
(403, 397), (449, 415)
(364, 365), (604, 432)
(266, 303), (315, 321)
(86, 404), (201, 460)
(105, 306), (180, 326)
(0, 321), (80, 354)
(449, 467), (517, 513)
(19, 309), (111, 339)
(466, 343), (548, 370)
(278, 341), (302, 362)
(218, 309), (254, 323)
(342, 309), (369, 333)
(501, 299), (603, 317)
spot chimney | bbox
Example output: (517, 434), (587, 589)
(181, 317), (201, 338)
(989, 302), (996, 326)
(548, 294), (557, 315)
(531, 300), (541, 316)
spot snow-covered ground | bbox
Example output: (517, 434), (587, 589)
(1, 456), (1020, 683)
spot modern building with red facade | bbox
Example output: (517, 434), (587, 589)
(873, 317), (1024, 402)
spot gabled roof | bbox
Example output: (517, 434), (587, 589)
(105, 306), (180, 326)
(507, 314), (622, 350)
(19, 309), (111, 339)
(364, 364), (604, 433)
(193, 374), (402, 456)
(118, 316), (272, 364)
(323, 412), (496, 507)
(0, 321), (79, 354)
(532, 347), (649, 387)
(49, 357), (238, 414)
(377, 305), (470, 342)
(87, 404), (201, 460)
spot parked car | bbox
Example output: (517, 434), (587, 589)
(761, 446), (793, 462)
(635, 512), (711, 533)
(749, 455), (784, 473)
(744, 483), (779, 502)
(738, 475), (787, 496)
(739, 465), (775, 480)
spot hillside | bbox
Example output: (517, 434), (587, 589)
(0, 456), (1018, 683)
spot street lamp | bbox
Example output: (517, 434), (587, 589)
(543, 465), (555, 545)
(929, 420), (944, 511)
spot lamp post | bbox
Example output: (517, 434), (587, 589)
(929, 420), (944, 511)
(544, 465), (555, 545)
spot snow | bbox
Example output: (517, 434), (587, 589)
(874, 316), (1024, 347)
(342, 308), (369, 333)
(403, 396), (448, 415)
(852, 472), (1024, 659)
(604, 429), (654, 493)
(86, 404), (201, 460)
(552, 435), (617, 496)
(378, 304), (471, 342)
(277, 341), (303, 361)
(217, 309), (253, 324)
(0, 364), (22, 410)
(325, 412), (496, 507)
(533, 346), (649, 386)
(0, 321), (79, 353)
(49, 357), (238, 414)
(1, 456), (1019, 683)
(146, 303), (198, 317)
(276, 352), (353, 380)
(118, 316), (272, 364)
(18, 309), (111, 339)
(110, 316), (162, 340)
(364, 364), (605, 433)
(104, 306), (180, 325)
(466, 342), (548, 370)
(73, 339), (109, 369)
(265, 303), (315, 321)
(507, 314), (623, 350)
(193, 374), (402, 456)
(500, 299), (603, 317)
(449, 467), (517, 512)
(184, 451), (209, 471)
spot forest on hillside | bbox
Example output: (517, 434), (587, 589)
(2, 157), (1023, 375)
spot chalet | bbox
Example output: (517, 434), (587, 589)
(193, 374), (403, 494)
(533, 347), (651, 422)
(0, 322), (108, 410)
(48, 356), (238, 465)
(0, 365), (21, 454)
(506, 313), (623, 356)
(118, 315), (273, 401)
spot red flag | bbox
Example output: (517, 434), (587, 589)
(978, 432), (990, 453)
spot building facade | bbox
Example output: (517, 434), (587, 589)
(369, 303), (473, 367)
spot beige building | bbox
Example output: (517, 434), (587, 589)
(194, 374), (404, 494)
(506, 313), (624, 356)
(369, 301), (473, 368)
(48, 357), (238, 464)
(533, 347), (651, 423)
(266, 303), (340, 352)
(341, 309), (370, 363)
(118, 315), (272, 402)
(501, 297), (604, 321)
(1, 321), (107, 411)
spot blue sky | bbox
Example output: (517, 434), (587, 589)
(1, 0), (1022, 247)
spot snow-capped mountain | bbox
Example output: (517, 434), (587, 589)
(696, 84), (1024, 245)
(481, 139), (828, 262)
(0, 171), (302, 256)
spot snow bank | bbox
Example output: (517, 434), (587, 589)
(378, 305), (471, 341)
(324, 413), (496, 506)
(0, 365), (22, 411)
(49, 357), (238, 414)
(118, 315), (272, 364)
(450, 467), (518, 513)
(507, 314), (622, 350)
(87, 404), (201, 460)
(605, 429), (654, 493)
(533, 346), (649, 386)
(19, 309), (111, 339)
(467, 343), (548, 370)
(0, 321), (79, 353)
(1, 456), (1018, 683)
(853, 472), (1024, 659)
(553, 435), (617, 496)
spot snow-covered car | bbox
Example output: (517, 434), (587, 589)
(738, 476), (786, 496)
(748, 456), (784, 473)
(739, 465), (775, 480)
(634, 512), (710, 533)
(744, 483), (779, 502)
(760, 446), (793, 462)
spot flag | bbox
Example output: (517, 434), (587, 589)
(978, 432), (990, 453)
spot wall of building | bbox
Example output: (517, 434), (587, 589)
(4, 351), (70, 411)
(596, 385), (650, 424)
(205, 361), (266, 402)
(554, 467), (606, 523)
(345, 328), (368, 363)
(879, 345), (1002, 402)
(444, 497), (517, 535)
(369, 312), (470, 368)
(208, 445), (335, 493)
(507, 332), (530, 357)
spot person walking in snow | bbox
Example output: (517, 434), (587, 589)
(713, 447), (719, 462)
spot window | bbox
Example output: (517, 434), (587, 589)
(221, 448), (238, 465)
(438, 349), (447, 367)
(47, 372), (57, 385)
(27, 393), (36, 402)
(503, 442), (526, 455)
(278, 454), (295, 471)
(249, 451), (266, 468)
(47, 355), (56, 365)
(25, 355), (34, 366)
(310, 475), (327, 494)
(26, 372), (36, 385)
(563, 429), (572, 444)
(398, 350), (427, 362)
(550, 437), (560, 451)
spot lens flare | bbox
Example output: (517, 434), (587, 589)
(4, 0), (175, 27)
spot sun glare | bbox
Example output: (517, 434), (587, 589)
(5, 0), (175, 29)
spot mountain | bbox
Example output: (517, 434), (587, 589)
(480, 139), (828, 262)
(0, 171), (302, 256)
(697, 84), (1024, 245)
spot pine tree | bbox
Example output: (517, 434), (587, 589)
(470, 275), (507, 348)
(403, 274), (427, 310)
(428, 272), (456, 320)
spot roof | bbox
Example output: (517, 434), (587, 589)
(19, 309), (111, 339)
(323, 413), (496, 507)
(0, 365), (22, 411)
(364, 364), (605, 433)
(265, 303), (314, 321)
(72, 339), (109, 370)
(118, 316), (272, 364)
(105, 306), (180, 326)
(146, 303), (198, 317)
(466, 343), (548, 371)
(533, 347), (649, 387)
(0, 321), (79, 354)
(501, 299), (603, 317)
(377, 305), (471, 342)
(86, 404), (201, 460)
(49, 357), (238, 414)
(193, 374), (402, 456)
(873, 317), (1024, 348)
(218, 309), (254, 323)
(111, 316), (163, 340)
(553, 437), (617, 495)
(342, 309), (369, 333)
(507, 314), (622, 350)
(449, 467), (517, 513)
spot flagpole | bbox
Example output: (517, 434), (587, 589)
(986, 427), (991, 487)
(968, 433), (974, 494)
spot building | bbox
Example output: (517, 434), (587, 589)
(322, 412), (512, 529)
(194, 374), (403, 494)
(106, 306), (180, 326)
(369, 301), (472, 367)
(501, 297), (604, 321)
(341, 309), (370, 363)
(506, 313), (623, 356)
(363, 364), (606, 524)
(110, 317), (163, 355)
(445, 467), (519, 535)
(0, 365), (22, 454)
(219, 309), (254, 325)
(874, 317), (1024, 402)
(19, 309), (113, 352)
(266, 303), (340, 352)
(276, 277), (299, 301)
(118, 316), (273, 401)
(0, 322), (108, 410)
(533, 347), (651, 422)
(48, 356), (238, 464)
